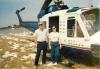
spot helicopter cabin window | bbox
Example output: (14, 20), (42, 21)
(43, 21), (46, 29)
(76, 23), (84, 37)
(67, 17), (84, 37)
(67, 17), (75, 37)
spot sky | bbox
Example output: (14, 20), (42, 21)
(0, 0), (100, 28)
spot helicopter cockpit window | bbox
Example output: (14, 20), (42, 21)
(81, 8), (99, 36)
(67, 17), (75, 37)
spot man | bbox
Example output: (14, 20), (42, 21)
(34, 21), (48, 66)
(54, 0), (68, 10)
(48, 26), (61, 66)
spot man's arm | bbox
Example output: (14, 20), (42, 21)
(34, 31), (38, 46)
(34, 35), (37, 46)
(58, 33), (61, 48)
(48, 34), (51, 49)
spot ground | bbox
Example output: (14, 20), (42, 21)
(0, 32), (99, 69)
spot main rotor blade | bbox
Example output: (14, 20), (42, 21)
(41, 0), (52, 11)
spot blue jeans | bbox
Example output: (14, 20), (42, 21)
(51, 42), (60, 63)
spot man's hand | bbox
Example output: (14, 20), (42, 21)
(60, 44), (62, 49)
(48, 43), (51, 49)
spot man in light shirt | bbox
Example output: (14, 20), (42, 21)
(48, 26), (61, 66)
(34, 21), (48, 66)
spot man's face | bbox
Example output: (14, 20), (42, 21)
(52, 27), (56, 32)
(39, 22), (43, 29)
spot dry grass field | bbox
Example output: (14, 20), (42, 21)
(0, 32), (99, 69)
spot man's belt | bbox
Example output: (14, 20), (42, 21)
(37, 41), (46, 43)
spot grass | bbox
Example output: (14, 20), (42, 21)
(0, 35), (99, 69)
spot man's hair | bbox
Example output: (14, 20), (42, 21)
(52, 26), (56, 28)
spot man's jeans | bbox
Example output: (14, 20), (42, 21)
(34, 41), (47, 65)
(51, 42), (60, 63)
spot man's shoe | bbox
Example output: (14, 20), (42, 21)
(34, 66), (37, 69)
(34, 64), (40, 69)
(42, 64), (47, 67)
(53, 62), (57, 65)
(46, 62), (53, 66)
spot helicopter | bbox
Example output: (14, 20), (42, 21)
(16, 0), (100, 58)
(39, 0), (100, 58)
(16, 7), (38, 31)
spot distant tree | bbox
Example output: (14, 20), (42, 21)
(14, 24), (17, 27)
(8, 26), (11, 28)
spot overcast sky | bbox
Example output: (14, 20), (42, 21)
(0, 0), (100, 28)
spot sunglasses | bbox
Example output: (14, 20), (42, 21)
(39, 24), (43, 26)
(52, 28), (56, 29)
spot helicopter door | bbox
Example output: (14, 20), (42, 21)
(66, 17), (87, 48)
(49, 16), (59, 32)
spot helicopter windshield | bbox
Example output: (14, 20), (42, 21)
(81, 8), (100, 36)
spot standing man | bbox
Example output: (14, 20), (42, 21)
(34, 21), (48, 66)
(48, 26), (61, 66)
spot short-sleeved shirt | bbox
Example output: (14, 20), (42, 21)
(49, 32), (59, 42)
(34, 29), (48, 42)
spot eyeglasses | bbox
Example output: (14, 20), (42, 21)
(39, 24), (43, 26)
(52, 28), (56, 29)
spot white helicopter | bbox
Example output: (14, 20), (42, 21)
(39, 0), (100, 58)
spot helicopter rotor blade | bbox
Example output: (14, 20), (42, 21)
(41, 0), (52, 11)
(20, 7), (25, 11)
